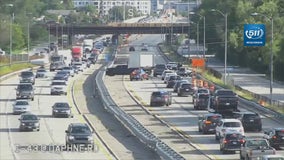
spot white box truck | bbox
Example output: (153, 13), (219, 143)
(127, 52), (154, 75)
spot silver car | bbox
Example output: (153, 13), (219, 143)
(13, 100), (31, 114)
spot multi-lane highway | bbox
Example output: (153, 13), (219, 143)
(0, 46), (160, 160)
(103, 34), (284, 159)
(0, 50), (115, 160)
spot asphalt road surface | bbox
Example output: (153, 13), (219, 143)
(103, 34), (284, 159)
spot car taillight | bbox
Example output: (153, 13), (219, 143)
(204, 121), (211, 124)
(223, 140), (228, 144)
(240, 139), (245, 144)
(272, 136), (277, 139)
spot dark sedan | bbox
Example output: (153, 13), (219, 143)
(18, 113), (40, 131)
(52, 102), (73, 118)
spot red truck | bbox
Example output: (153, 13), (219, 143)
(71, 46), (83, 60)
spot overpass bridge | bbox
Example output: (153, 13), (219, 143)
(48, 23), (190, 35)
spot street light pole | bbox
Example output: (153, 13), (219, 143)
(251, 13), (273, 104)
(203, 16), (206, 58)
(211, 9), (228, 85)
(27, 13), (32, 62)
(6, 4), (14, 66)
(189, 12), (206, 58)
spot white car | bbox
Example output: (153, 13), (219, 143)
(215, 119), (245, 140)
(72, 62), (84, 72)
(35, 68), (48, 78)
(62, 67), (75, 77)
(13, 100), (31, 114)
(260, 155), (284, 160)
(164, 73), (177, 84)
(166, 62), (178, 70)
(50, 80), (67, 95)
(161, 70), (175, 80)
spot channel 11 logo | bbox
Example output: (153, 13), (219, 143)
(244, 24), (266, 46)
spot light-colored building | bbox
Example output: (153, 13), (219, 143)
(73, 0), (151, 16)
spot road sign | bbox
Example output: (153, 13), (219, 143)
(191, 58), (205, 67)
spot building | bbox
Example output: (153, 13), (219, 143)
(72, 0), (151, 16)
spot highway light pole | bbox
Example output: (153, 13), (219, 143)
(6, 4), (14, 65)
(189, 12), (206, 57)
(211, 9), (228, 85)
(251, 12), (274, 104)
(27, 13), (32, 62)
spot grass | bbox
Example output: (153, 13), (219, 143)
(159, 43), (284, 115)
(0, 63), (36, 77)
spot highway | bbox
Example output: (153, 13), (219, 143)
(0, 50), (115, 160)
(103, 34), (284, 159)
(0, 47), (159, 160)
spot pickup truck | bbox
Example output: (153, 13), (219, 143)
(210, 89), (239, 114)
(240, 138), (276, 160)
(106, 65), (136, 76)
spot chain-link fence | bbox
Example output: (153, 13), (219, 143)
(0, 54), (29, 67)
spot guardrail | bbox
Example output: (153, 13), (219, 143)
(94, 48), (185, 159)
(205, 65), (284, 109)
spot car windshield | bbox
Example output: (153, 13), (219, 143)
(21, 72), (33, 77)
(156, 64), (166, 69)
(152, 92), (163, 96)
(225, 133), (243, 140)
(198, 89), (209, 93)
(223, 122), (241, 127)
(246, 140), (268, 148)
(181, 83), (191, 88)
(15, 101), (29, 105)
(18, 85), (33, 90)
(22, 115), (38, 120)
(217, 90), (235, 95)
(207, 115), (222, 122)
(243, 114), (259, 119)
(37, 69), (46, 72)
(179, 68), (185, 71)
(52, 82), (66, 85)
(54, 103), (69, 108)
(57, 71), (68, 75)
(71, 126), (91, 134)
(199, 94), (210, 99)
(53, 76), (65, 80)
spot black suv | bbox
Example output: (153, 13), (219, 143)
(198, 113), (222, 134)
(263, 128), (284, 149)
(19, 71), (35, 85)
(129, 46), (135, 51)
(153, 64), (167, 77)
(52, 102), (73, 118)
(65, 123), (94, 148)
(16, 83), (35, 101)
(150, 91), (172, 106)
(233, 111), (262, 131)
(177, 82), (194, 96)
(18, 113), (40, 131)
(219, 132), (245, 154)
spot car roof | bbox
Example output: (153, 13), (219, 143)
(202, 113), (222, 117)
(15, 99), (29, 102)
(52, 80), (66, 83)
(21, 112), (37, 116)
(69, 123), (88, 127)
(234, 111), (257, 115)
(221, 119), (241, 122)
(261, 155), (284, 158)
